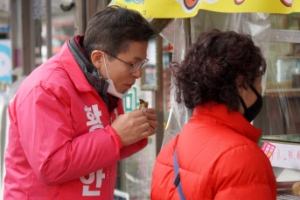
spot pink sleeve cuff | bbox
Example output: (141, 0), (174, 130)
(105, 125), (123, 149)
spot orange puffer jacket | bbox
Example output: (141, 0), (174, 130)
(151, 103), (277, 200)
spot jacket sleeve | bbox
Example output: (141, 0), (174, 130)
(107, 124), (148, 160)
(151, 136), (180, 200)
(212, 145), (277, 200)
(14, 86), (123, 185)
(119, 138), (147, 160)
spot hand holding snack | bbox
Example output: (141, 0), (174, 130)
(111, 110), (149, 146)
(111, 100), (158, 146)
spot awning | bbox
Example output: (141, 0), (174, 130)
(109, 0), (300, 18)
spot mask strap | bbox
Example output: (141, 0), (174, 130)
(239, 96), (247, 110)
(249, 85), (260, 97)
(101, 51), (110, 80)
(239, 85), (260, 111)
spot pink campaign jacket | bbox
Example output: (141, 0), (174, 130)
(4, 41), (147, 200)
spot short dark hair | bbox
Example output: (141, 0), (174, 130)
(170, 29), (267, 110)
(83, 6), (157, 57)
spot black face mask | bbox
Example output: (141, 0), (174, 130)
(239, 85), (263, 122)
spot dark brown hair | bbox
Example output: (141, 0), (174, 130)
(170, 29), (266, 110)
(83, 6), (157, 57)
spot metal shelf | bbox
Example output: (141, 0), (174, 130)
(265, 88), (300, 96)
(269, 29), (300, 43)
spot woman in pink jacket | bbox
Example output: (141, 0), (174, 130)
(4, 6), (158, 200)
(151, 29), (277, 200)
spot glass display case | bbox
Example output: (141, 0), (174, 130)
(169, 11), (300, 143)
(188, 12), (300, 142)
(254, 14), (300, 138)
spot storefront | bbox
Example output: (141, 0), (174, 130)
(109, 0), (300, 198)
(1, 0), (300, 199)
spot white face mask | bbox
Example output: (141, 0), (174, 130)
(101, 53), (127, 99)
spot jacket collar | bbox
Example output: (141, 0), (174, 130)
(191, 102), (262, 143)
(58, 35), (119, 112)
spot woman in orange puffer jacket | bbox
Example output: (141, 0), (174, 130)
(151, 29), (277, 200)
